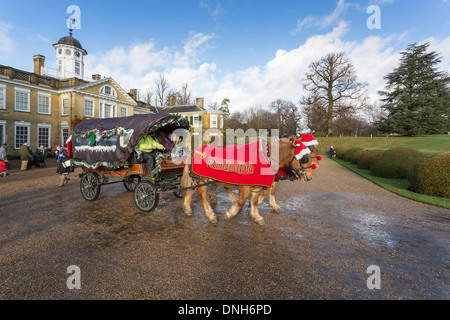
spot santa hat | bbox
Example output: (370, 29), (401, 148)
(295, 140), (311, 160)
(298, 133), (319, 147)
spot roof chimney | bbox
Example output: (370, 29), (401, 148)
(129, 89), (138, 101)
(196, 97), (204, 108)
(33, 55), (45, 75)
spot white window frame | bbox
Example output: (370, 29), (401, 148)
(210, 114), (218, 128)
(100, 101), (117, 119)
(84, 98), (95, 117)
(37, 123), (51, 149)
(37, 92), (51, 115)
(220, 116), (223, 129)
(14, 121), (31, 150)
(120, 105), (127, 117)
(0, 84), (5, 109)
(100, 85), (117, 97)
(61, 121), (69, 147)
(14, 88), (30, 112)
(193, 114), (200, 128)
(0, 120), (6, 144)
(61, 95), (69, 116)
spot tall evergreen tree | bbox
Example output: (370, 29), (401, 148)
(377, 42), (450, 136)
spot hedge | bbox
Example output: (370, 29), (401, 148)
(409, 151), (450, 198)
(357, 149), (385, 170)
(371, 148), (427, 179)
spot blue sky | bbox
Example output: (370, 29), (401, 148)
(1, 0), (449, 111)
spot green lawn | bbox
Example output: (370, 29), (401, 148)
(316, 135), (450, 156)
(334, 158), (450, 209)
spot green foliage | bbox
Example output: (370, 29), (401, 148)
(335, 146), (349, 159)
(377, 42), (450, 136)
(409, 152), (450, 198)
(371, 148), (427, 179)
(357, 149), (385, 170)
(349, 149), (367, 164)
(342, 148), (364, 162)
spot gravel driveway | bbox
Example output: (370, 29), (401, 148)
(0, 158), (448, 300)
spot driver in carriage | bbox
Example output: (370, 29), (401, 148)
(136, 132), (166, 176)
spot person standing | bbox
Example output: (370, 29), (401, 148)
(55, 146), (71, 186)
(20, 142), (33, 171)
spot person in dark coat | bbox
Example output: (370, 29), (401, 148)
(55, 145), (71, 186)
(20, 142), (33, 171)
(162, 133), (175, 152)
(328, 146), (335, 158)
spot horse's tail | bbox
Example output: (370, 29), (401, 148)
(181, 164), (193, 197)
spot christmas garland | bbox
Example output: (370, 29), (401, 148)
(71, 159), (129, 170)
(150, 153), (172, 177)
(149, 114), (190, 132)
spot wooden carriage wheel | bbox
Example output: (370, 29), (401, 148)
(80, 172), (101, 201)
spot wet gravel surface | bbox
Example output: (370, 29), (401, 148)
(0, 158), (448, 300)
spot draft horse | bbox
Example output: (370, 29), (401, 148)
(181, 136), (315, 225)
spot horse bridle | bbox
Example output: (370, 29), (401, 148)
(288, 154), (314, 181)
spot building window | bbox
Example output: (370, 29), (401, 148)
(220, 116), (223, 129)
(210, 115), (217, 128)
(61, 121), (69, 147)
(37, 124), (51, 149)
(0, 120), (6, 144)
(100, 102), (116, 118)
(120, 105), (127, 117)
(62, 97), (69, 116)
(84, 99), (94, 117)
(38, 93), (51, 115)
(75, 61), (80, 75)
(100, 85), (117, 97)
(0, 85), (5, 109)
(192, 114), (202, 127)
(15, 88), (30, 112)
(14, 122), (30, 149)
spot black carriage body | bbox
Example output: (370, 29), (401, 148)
(71, 113), (189, 166)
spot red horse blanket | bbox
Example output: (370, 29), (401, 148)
(192, 142), (275, 187)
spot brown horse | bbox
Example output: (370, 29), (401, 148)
(182, 136), (315, 225)
(209, 134), (319, 213)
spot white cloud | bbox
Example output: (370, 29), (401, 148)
(0, 22), (16, 54)
(291, 0), (348, 34)
(84, 23), (450, 113)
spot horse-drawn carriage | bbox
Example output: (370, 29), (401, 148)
(70, 113), (203, 212)
(70, 112), (319, 224)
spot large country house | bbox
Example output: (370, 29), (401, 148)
(0, 30), (223, 157)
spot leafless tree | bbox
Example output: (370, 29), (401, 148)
(301, 52), (368, 135)
(177, 82), (193, 105)
(154, 74), (170, 108)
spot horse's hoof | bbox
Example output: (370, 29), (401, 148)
(185, 211), (193, 217)
(271, 206), (281, 213)
(210, 217), (218, 224)
(224, 211), (231, 220)
(255, 218), (265, 226)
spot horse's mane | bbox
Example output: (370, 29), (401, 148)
(270, 138), (295, 167)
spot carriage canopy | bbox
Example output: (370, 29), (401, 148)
(70, 113), (189, 168)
